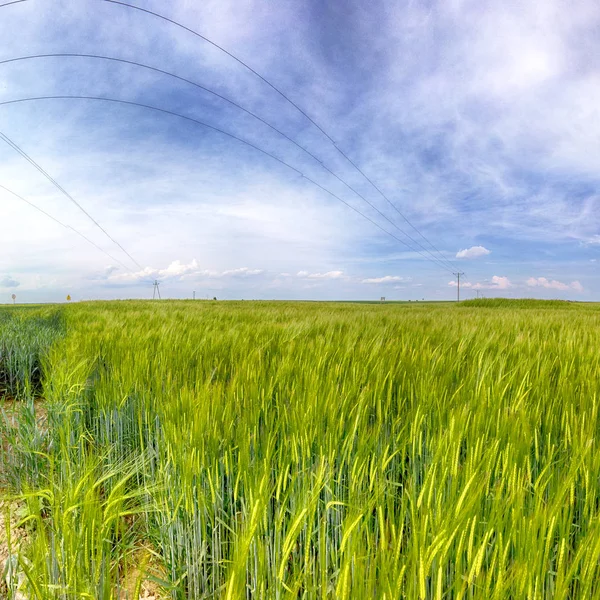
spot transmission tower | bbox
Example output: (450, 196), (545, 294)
(453, 272), (465, 302)
(152, 280), (161, 300)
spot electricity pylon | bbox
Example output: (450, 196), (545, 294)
(453, 272), (465, 302)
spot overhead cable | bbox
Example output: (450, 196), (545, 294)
(0, 182), (136, 272)
(0, 0), (460, 272)
(0, 130), (143, 269)
(0, 95), (457, 274)
(0, 53), (456, 271)
(100, 0), (461, 272)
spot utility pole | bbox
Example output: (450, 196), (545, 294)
(193, 291), (196, 301)
(453, 272), (465, 302)
(152, 280), (161, 300)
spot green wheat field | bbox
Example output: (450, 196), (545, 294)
(1, 299), (600, 599)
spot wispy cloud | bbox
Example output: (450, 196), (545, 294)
(526, 277), (584, 292)
(489, 276), (512, 290)
(108, 260), (266, 284)
(222, 267), (264, 277)
(449, 275), (511, 290)
(298, 270), (346, 280)
(361, 275), (410, 284)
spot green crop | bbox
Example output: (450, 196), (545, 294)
(0, 307), (63, 400)
(1, 300), (600, 598)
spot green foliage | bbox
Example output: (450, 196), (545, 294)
(2, 300), (600, 598)
(0, 307), (64, 399)
(458, 298), (593, 309)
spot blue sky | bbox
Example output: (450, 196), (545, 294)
(0, 0), (598, 302)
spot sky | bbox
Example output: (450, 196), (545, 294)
(0, 0), (598, 302)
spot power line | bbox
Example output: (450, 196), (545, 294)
(0, 0), (460, 273)
(0, 94), (457, 274)
(0, 0), (27, 7)
(0, 53), (456, 272)
(0, 182), (136, 272)
(0, 0), (330, 144)
(0, 182), (155, 284)
(0, 95), (453, 274)
(98, 0), (461, 272)
(0, 131), (143, 269)
(334, 147), (460, 272)
(0, 54), (326, 166)
(102, 0), (336, 145)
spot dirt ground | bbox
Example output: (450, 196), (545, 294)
(0, 496), (28, 599)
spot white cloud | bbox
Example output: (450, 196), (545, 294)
(310, 271), (345, 279)
(449, 275), (511, 290)
(456, 246), (491, 259)
(490, 275), (511, 289)
(0, 276), (20, 288)
(527, 277), (584, 292)
(571, 280), (584, 293)
(361, 275), (410, 284)
(221, 267), (264, 277)
(109, 260), (266, 284)
(298, 270), (346, 280)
